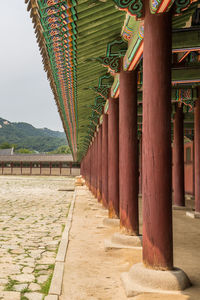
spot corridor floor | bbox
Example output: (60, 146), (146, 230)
(60, 185), (200, 300)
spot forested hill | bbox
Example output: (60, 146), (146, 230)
(0, 118), (68, 152)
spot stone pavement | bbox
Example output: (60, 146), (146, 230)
(0, 176), (75, 300)
(60, 184), (200, 300)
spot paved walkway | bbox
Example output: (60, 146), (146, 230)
(0, 176), (74, 300)
(60, 185), (200, 300)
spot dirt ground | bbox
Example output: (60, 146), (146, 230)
(60, 185), (200, 300)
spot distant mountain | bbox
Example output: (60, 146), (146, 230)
(0, 118), (68, 152)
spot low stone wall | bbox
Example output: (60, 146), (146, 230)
(71, 168), (80, 176)
(0, 167), (80, 176)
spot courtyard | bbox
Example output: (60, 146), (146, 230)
(0, 176), (74, 300)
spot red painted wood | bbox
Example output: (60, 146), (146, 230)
(97, 125), (102, 202)
(102, 114), (108, 208)
(139, 138), (142, 194)
(184, 142), (194, 195)
(108, 98), (119, 218)
(173, 105), (185, 206)
(86, 147), (91, 189)
(119, 69), (139, 235)
(91, 141), (95, 194)
(195, 97), (200, 212)
(172, 142), (194, 195)
(142, 0), (173, 270)
(94, 133), (98, 198)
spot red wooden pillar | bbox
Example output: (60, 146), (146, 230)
(86, 150), (90, 186)
(142, 1), (173, 270)
(11, 162), (13, 175)
(97, 125), (102, 202)
(173, 105), (185, 206)
(84, 156), (85, 178)
(91, 141), (94, 194)
(86, 149), (88, 185)
(85, 154), (87, 180)
(21, 162), (23, 175)
(195, 97), (200, 213)
(102, 114), (108, 208)
(89, 146), (91, 189)
(85, 153), (87, 183)
(108, 98), (119, 218)
(139, 137), (142, 194)
(82, 157), (84, 178)
(80, 159), (83, 176)
(119, 68), (139, 235)
(92, 138), (95, 195)
(94, 132), (98, 198)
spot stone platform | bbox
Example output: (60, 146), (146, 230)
(60, 185), (200, 300)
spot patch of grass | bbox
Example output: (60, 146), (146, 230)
(21, 286), (31, 294)
(40, 274), (53, 295)
(4, 277), (18, 291)
(2, 227), (8, 231)
(47, 264), (54, 271)
(55, 241), (60, 254)
(34, 268), (41, 277)
(61, 224), (65, 232)
(33, 278), (38, 283)
(21, 296), (29, 300)
(24, 249), (31, 258)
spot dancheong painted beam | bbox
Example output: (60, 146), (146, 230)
(25, 0), (200, 161)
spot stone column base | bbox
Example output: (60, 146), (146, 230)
(102, 217), (120, 228)
(173, 205), (191, 211)
(186, 211), (200, 219)
(121, 263), (191, 297)
(104, 232), (142, 251)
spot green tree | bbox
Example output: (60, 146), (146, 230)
(0, 142), (16, 149)
(15, 148), (34, 154)
(48, 145), (71, 154)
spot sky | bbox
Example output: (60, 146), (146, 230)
(0, 1), (64, 132)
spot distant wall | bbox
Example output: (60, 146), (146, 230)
(0, 165), (80, 176)
(139, 141), (194, 196)
(172, 141), (194, 195)
(184, 141), (194, 195)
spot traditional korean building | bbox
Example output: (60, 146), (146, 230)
(25, 0), (200, 296)
(0, 152), (80, 176)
